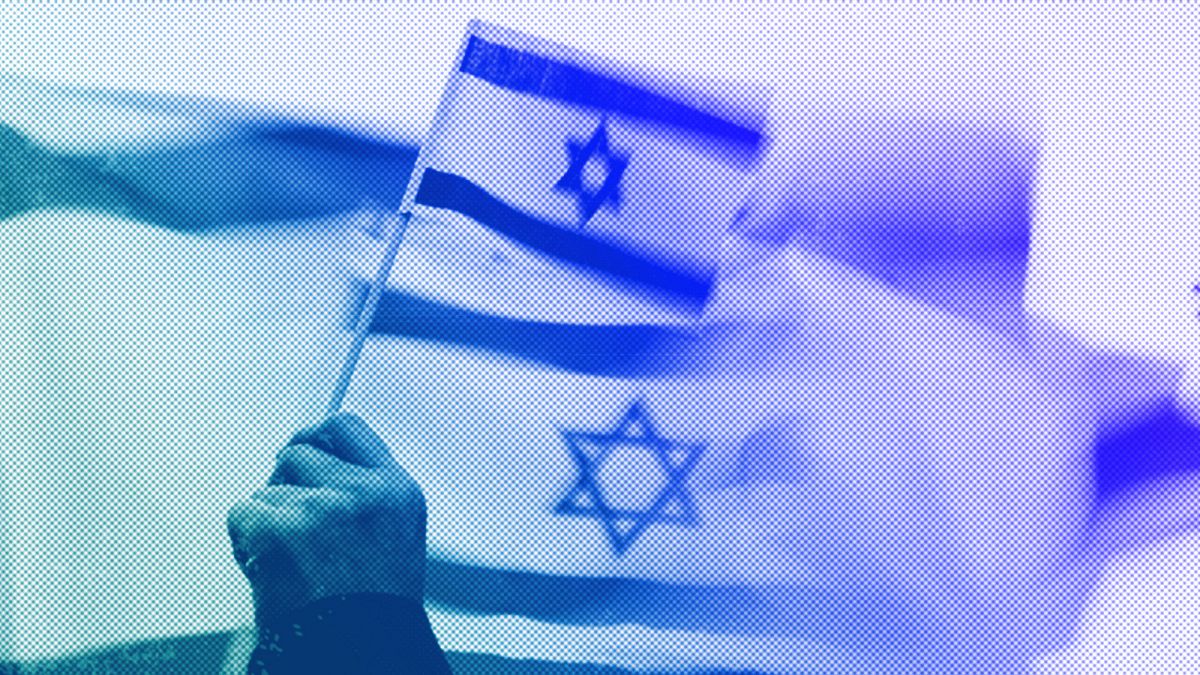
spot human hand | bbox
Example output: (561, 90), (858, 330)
(227, 413), (428, 624)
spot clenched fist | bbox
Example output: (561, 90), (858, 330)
(227, 413), (428, 624)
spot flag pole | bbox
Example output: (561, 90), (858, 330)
(321, 20), (470, 418)
(325, 207), (414, 417)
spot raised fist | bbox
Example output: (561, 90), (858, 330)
(227, 413), (427, 623)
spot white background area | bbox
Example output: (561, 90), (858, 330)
(0, 2), (1198, 671)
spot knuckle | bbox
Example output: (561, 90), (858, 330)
(226, 498), (260, 536)
(342, 479), (372, 504)
(340, 483), (381, 521)
(274, 444), (307, 471)
(294, 489), (334, 516)
(387, 482), (428, 549)
(330, 411), (364, 434)
(271, 506), (318, 542)
(227, 502), (284, 568)
(296, 488), (357, 527)
(380, 464), (421, 495)
(398, 474), (428, 513)
(366, 470), (426, 515)
(346, 481), (423, 532)
(400, 479), (427, 515)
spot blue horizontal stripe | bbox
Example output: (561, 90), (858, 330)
(357, 286), (702, 377)
(459, 35), (765, 163)
(426, 558), (937, 656)
(413, 169), (713, 309)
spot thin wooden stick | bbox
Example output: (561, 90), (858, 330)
(325, 208), (413, 417)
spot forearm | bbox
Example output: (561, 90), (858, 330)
(247, 594), (452, 675)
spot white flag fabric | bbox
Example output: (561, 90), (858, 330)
(392, 20), (768, 315)
(337, 21), (1100, 675)
(333, 20), (866, 674)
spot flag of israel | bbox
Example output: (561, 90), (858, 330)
(391, 20), (769, 314)
(337, 21), (922, 675)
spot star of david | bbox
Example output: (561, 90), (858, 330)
(555, 401), (703, 556)
(554, 119), (630, 227)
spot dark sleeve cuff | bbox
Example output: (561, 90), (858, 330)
(248, 593), (453, 675)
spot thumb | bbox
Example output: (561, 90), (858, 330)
(291, 412), (394, 468)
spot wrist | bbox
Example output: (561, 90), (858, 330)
(250, 594), (451, 675)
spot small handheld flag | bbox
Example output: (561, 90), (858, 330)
(329, 19), (769, 412)
(395, 20), (767, 314)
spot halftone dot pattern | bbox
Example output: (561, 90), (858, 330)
(1, 4), (1198, 675)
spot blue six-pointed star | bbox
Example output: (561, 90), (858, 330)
(554, 119), (630, 227)
(555, 401), (703, 556)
